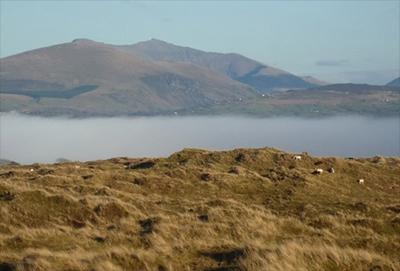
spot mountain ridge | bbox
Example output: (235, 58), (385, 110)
(120, 38), (315, 91)
(0, 39), (260, 116)
(1, 39), (398, 117)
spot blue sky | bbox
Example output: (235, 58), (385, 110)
(1, 0), (399, 84)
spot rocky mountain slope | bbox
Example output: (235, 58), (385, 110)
(0, 147), (399, 270)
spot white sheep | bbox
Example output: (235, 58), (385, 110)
(293, 155), (302, 160)
(357, 179), (365, 184)
(29, 168), (34, 172)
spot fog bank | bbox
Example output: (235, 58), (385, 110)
(1, 113), (399, 164)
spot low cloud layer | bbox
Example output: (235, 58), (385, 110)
(0, 114), (398, 164)
(315, 59), (349, 67)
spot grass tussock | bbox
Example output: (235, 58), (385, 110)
(0, 147), (399, 270)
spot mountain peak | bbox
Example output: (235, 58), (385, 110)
(134, 38), (177, 48)
(70, 39), (105, 47)
(148, 38), (167, 43)
(72, 38), (96, 44)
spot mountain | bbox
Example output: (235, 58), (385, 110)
(0, 39), (257, 116)
(121, 39), (316, 92)
(386, 77), (400, 87)
(300, 76), (328, 86)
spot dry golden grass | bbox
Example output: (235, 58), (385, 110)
(0, 148), (399, 270)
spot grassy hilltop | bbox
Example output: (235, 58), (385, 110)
(0, 148), (399, 270)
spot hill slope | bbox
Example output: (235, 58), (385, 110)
(0, 39), (257, 116)
(0, 147), (399, 270)
(386, 77), (400, 87)
(123, 39), (315, 91)
(193, 83), (400, 117)
(306, 83), (400, 93)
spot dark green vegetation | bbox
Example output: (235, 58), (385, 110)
(0, 83), (97, 100)
(0, 148), (399, 270)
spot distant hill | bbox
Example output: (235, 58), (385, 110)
(2, 39), (397, 117)
(300, 76), (328, 86)
(201, 82), (400, 117)
(0, 39), (258, 116)
(303, 83), (400, 94)
(0, 159), (19, 166)
(386, 77), (400, 87)
(122, 39), (315, 92)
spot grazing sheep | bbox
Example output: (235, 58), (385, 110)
(357, 179), (365, 184)
(328, 167), (335, 173)
(293, 155), (302, 160)
(313, 168), (324, 175)
(29, 168), (34, 172)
